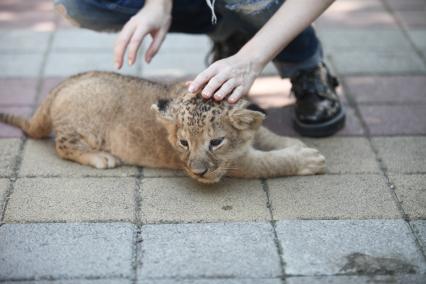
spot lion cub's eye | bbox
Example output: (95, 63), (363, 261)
(179, 139), (189, 147)
(209, 137), (224, 148)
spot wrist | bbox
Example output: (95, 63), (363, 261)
(144, 0), (172, 14)
(236, 44), (269, 72)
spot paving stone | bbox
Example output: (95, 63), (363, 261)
(0, 139), (21, 177)
(38, 76), (66, 103)
(263, 106), (364, 137)
(0, 53), (44, 77)
(302, 137), (380, 174)
(268, 175), (400, 219)
(52, 29), (117, 50)
(275, 220), (426, 275)
(411, 220), (426, 249)
(159, 34), (210, 52)
(0, 30), (50, 51)
(0, 179), (9, 218)
(142, 168), (185, 177)
(344, 76), (426, 104)
(140, 280), (281, 284)
(408, 30), (426, 50)
(5, 177), (136, 223)
(319, 30), (412, 52)
(373, 137), (426, 173)
(19, 140), (139, 177)
(331, 50), (426, 75)
(385, 0), (426, 11)
(389, 175), (426, 219)
(286, 274), (426, 284)
(13, 280), (131, 284)
(141, 178), (269, 223)
(44, 52), (139, 76)
(0, 78), (38, 106)
(360, 105), (426, 135)
(394, 11), (426, 28)
(0, 106), (33, 138)
(0, 223), (135, 280)
(139, 222), (281, 278)
(141, 51), (206, 77)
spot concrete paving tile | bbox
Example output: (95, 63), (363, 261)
(44, 52), (139, 77)
(52, 29), (117, 50)
(360, 105), (426, 135)
(286, 274), (426, 284)
(395, 11), (426, 28)
(275, 220), (426, 275)
(5, 177), (136, 223)
(263, 106), (364, 137)
(19, 140), (139, 177)
(0, 53), (44, 77)
(141, 51), (206, 77)
(373, 137), (426, 173)
(390, 175), (426, 219)
(13, 280), (131, 284)
(408, 30), (426, 50)
(319, 30), (412, 52)
(411, 220), (426, 249)
(38, 77), (66, 103)
(302, 137), (380, 174)
(0, 139), (21, 177)
(142, 168), (185, 177)
(0, 106), (33, 138)
(385, 0), (426, 11)
(141, 178), (269, 223)
(0, 179), (9, 217)
(316, 10), (397, 30)
(0, 223), (134, 280)
(140, 280), (281, 284)
(331, 50), (426, 75)
(0, 78), (38, 106)
(344, 75), (426, 104)
(0, 30), (50, 51)
(139, 222), (281, 278)
(268, 175), (400, 219)
(159, 34), (210, 52)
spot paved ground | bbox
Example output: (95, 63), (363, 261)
(0, 0), (426, 283)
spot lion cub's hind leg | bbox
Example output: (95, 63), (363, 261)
(55, 133), (121, 169)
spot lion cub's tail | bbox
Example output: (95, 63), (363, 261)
(0, 91), (57, 139)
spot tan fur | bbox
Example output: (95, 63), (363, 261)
(0, 71), (325, 183)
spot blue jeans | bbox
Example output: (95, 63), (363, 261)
(54, 0), (323, 77)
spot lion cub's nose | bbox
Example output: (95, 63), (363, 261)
(189, 160), (208, 176)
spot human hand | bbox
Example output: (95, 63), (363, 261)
(188, 53), (265, 104)
(114, 0), (172, 69)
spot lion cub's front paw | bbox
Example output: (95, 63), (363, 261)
(88, 152), (121, 169)
(296, 147), (326, 175)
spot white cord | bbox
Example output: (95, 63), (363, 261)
(205, 0), (218, 24)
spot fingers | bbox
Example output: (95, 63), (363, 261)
(114, 22), (137, 69)
(201, 74), (228, 99)
(127, 26), (149, 66)
(188, 66), (217, 94)
(213, 79), (236, 101)
(227, 86), (244, 104)
(145, 28), (167, 63)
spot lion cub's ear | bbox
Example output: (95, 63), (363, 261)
(151, 99), (174, 126)
(228, 104), (266, 130)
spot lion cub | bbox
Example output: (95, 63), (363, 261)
(0, 71), (325, 183)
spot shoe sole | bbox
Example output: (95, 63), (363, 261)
(293, 107), (346, 137)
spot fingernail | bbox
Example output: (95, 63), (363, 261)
(188, 86), (195, 93)
(128, 59), (133, 66)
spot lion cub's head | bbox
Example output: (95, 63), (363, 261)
(151, 90), (265, 184)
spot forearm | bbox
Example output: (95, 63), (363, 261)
(238, 0), (335, 67)
(144, 0), (172, 13)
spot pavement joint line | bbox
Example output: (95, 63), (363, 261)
(261, 179), (286, 283)
(131, 167), (144, 284)
(339, 67), (426, 263)
(0, 275), (133, 282)
(381, 0), (426, 66)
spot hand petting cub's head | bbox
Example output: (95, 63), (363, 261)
(151, 90), (265, 184)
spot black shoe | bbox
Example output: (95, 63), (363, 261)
(206, 32), (251, 65)
(290, 63), (346, 137)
